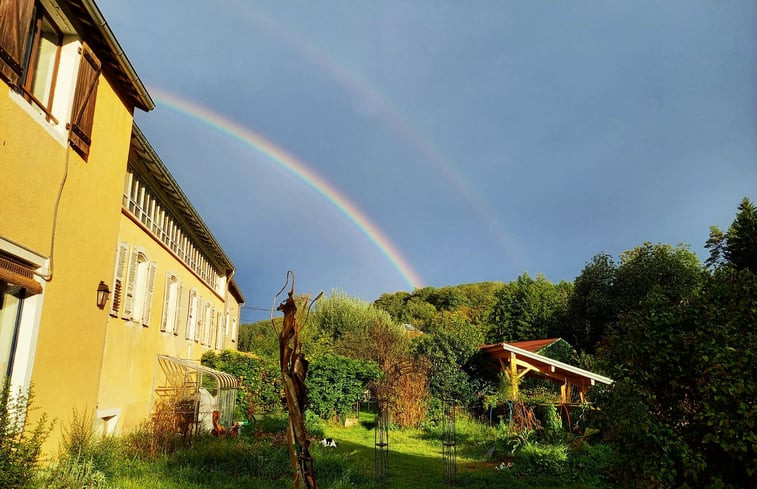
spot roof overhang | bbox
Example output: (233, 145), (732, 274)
(481, 342), (614, 387)
(129, 124), (235, 275)
(57, 0), (154, 112)
(228, 278), (245, 305)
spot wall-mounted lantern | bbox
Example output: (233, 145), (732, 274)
(97, 281), (110, 309)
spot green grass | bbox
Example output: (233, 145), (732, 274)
(70, 411), (617, 488)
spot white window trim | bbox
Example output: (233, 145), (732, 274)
(0, 237), (47, 396)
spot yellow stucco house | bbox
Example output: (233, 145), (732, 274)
(0, 0), (244, 450)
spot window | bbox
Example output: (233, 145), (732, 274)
(0, 285), (25, 380)
(122, 168), (224, 291)
(21, 7), (62, 121)
(122, 248), (156, 326)
(0, 0), (100, 158)
(160, 273), (182, 334)
(230, 317), (237, 343)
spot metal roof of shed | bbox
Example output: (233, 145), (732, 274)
(156, 355), (239, 390)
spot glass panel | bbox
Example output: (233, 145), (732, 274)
(0, 285), (24, 380)
(30, 17), (60, 108)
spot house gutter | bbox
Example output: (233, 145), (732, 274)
(80, 0), (155, 111)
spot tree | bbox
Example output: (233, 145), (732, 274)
(412, 311), (485, 405)
(706, 197), (757, 273)
(566, 253), (618, 353)
(305, 290), (394, 355)
(614, 242), (702, 311)
(373, 291), (411, 320)
(487, 273), (571, 343)
(237, 319), (279, 357)
(598, 267), (755, 488)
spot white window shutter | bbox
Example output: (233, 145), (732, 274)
(206, 307), (214, 345)
(122, 249), (139, 320)
(110, 242), (129, 317)
(159, 274), (171, 332)
(195, 297), (203, 342)
(142, 262), (157, 326)
(185, 290), (196, 340)
(216, 313), (224, 349)
(173, 283), (183, 335)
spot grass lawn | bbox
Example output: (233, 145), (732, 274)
(322, 411), (615, 489)
(92, 411), (618, 488)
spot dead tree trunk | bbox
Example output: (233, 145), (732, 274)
(272, 272), (319, 489)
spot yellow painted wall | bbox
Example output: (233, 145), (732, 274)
(223, 287), (242, 350)
(0, 75), (135, 454)
(97, 211), (235, 433)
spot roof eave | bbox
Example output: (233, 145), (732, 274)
(481, 342), (614, 385)
(61, 0), (154, 112)
(130, 124), (234, 273)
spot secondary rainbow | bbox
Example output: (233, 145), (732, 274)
(219, 0), (526, 267)
(151, 89), (424, 290)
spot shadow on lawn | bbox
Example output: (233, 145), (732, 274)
(318, 438), (502, 489)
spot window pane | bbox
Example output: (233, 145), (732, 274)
(0, 286), (24, 380)
(30, 17), (60, 108)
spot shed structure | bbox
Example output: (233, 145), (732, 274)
(481, 341), (613, 403)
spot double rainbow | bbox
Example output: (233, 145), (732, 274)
(151, 89), (424, 291)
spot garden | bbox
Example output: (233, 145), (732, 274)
(2, 199), (755, 488)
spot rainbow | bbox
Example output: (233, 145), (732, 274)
(150, 89), (424, 290)
(219, 0), (527, 267)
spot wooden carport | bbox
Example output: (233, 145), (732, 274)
(481, 341), (613, 403)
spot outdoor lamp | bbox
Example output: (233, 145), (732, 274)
(97, 281), (110, 309)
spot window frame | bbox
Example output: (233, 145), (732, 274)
(19, 4), (63, 123)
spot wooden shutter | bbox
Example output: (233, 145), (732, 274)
(173, 283), (182, 335)
(122, 250), (139, 320)
(141, 262), (157, 326)
(109, 242), (129, 317)
(0, 0), (34, 86)
(68, 43), (101, 160)
(159, 274), (171, 332)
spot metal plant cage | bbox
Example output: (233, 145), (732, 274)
(153, 355), (239, 434)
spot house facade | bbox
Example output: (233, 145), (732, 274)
(0, 0), (243, 449)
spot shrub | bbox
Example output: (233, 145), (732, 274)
(306, 354), (381, 421)
(304, 410), (324, 438)
(568, 443), (614, 482)
(0, 380), (53, 489)
(514, 441), (568, 476)
(201, 350), (281, 418)
(543, 404), (562, 442)
(37, 453), (110, 489)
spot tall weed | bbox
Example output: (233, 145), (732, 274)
(0, 380), (53, 489)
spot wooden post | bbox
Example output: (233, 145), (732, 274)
(509, 352), (519, 400)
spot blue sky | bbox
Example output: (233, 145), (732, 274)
(98, 0), (757, 321)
